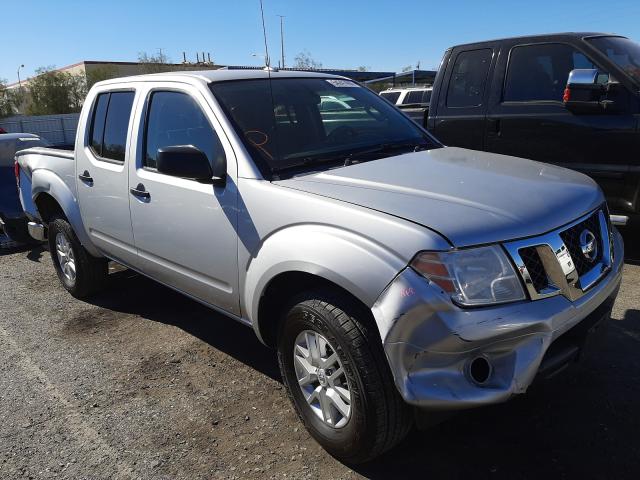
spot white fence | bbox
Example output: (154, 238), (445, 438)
(0, 113), (80, 146)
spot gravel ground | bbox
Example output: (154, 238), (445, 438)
(0, 229), (638, 480)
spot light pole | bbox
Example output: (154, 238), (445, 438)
(251, 53), (270, 69)
(276, 15), (285, 69)
(17, 64), (24, 90)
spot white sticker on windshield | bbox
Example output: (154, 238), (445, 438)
(325, 79), (358, 88)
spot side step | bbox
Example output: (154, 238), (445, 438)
(610, 215), (628, 226)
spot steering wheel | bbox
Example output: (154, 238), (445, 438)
(327, 125), (359, 143)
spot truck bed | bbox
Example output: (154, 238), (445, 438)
(15, 147), (76, 222)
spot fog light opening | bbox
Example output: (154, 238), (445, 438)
(468, 356), (492, 385)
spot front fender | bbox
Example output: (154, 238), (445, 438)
(243, 224), (409, 341)
(32, 169), (101, 257)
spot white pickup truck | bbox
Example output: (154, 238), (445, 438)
(17, 70), (623, 463)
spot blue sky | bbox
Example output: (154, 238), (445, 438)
(3, 0), (640, 83)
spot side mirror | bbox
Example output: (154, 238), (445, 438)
(156, 145), (226, 185)
(563, 69), (613, 114)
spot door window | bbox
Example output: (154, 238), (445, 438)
(504, 44), (599, 102)
(446, 49), (493, 107)
(88, 91), (135, 162)
(144, 91), (225, 170)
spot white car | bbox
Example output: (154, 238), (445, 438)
(380, 87), (432, 106)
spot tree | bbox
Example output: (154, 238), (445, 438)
(26, 67), (86, 115)
(138, 51), (174, 73)
(86, 65), (119, 89)
(0, 79), (18, 118)
(293, 50), (322, 70)
(356, 66), (369, 72)
(401, 65), (413, 73)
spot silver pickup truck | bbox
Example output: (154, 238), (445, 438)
(17, 70), (623, 463)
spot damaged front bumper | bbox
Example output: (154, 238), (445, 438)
(372, 229), (624, 410)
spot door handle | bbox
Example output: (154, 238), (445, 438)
(130, 183), (150, 199)
(488, 118), (501, 136)
(78, 170), (94, 183)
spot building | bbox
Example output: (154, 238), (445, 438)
(5, 59), (221, 90)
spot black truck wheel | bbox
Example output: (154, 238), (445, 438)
(277, 289), (412, 464)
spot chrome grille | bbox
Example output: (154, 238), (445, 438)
(559, 212), (602, 276)
(503, 207), (612, 302)
(518, 247), (550, 292)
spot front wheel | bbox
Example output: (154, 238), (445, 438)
(277, 290), (412, 464)
(48, 216), (108, 299)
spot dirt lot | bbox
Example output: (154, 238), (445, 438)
(1, 230), (639, 480)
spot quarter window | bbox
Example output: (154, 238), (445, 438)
(144, 91), (225, 171)
(446, 49), (493, 108)
(89, 91), (135, 162)
(90, 93), (109, 156)
(504, 44), (600, 102)
(403, 90), (426, 104)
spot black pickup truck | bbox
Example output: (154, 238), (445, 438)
(427, 33), (640, 227)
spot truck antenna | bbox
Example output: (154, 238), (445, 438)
(259, 0), (271, 69)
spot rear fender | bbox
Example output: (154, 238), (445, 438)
(32, 169), (101, 257)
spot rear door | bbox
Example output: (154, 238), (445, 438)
(430, 46), (497, 149)
(76, 89), (138, 265)
(484, 40), (638, 214)
(127, 83), (240, 315)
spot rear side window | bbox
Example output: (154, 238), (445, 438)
(89, 91), (135, 162)
(144, 91), (225, 170)
(504, 44), (599, 102)
(403, 90), (426, 104)
(380, 91), (401, 104)
(446, 49), (493, 107)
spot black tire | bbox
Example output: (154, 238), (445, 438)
(48, 216), (108, 299)
(277, 289), (413, 464)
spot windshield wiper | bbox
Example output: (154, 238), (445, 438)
(343, 140), (431, 166)
(272, 140), (432, 178)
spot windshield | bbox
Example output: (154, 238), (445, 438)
(587, 36), (640, 85)
(210, 78), (439, 175)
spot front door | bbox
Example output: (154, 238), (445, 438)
(75, 89), (138, 265)
(128, 84), (240, 315)
(484, 41), (638, 214)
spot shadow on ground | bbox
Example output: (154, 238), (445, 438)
(39, 228), (640, 478)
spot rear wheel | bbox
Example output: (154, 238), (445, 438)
(48, 216), (107, 298)
(277, 289), (412, 464)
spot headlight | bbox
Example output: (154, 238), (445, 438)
(411, 245), (526, 306)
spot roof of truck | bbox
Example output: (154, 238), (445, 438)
(0, 133), (40, 142)
(96, 69), (347, 87)
(449, 32), (624, 49)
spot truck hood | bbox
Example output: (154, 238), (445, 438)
(273, 147), (604, 247)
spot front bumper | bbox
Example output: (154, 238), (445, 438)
(372, 229), (624, 410)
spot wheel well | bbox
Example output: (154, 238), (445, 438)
(35, 193), (64, 223)
(257, 271), (378, 348)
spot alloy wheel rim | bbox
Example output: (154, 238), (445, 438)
(55, 232), (76, 284)
(293, 330), (352, 428)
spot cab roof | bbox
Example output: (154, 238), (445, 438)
(96, 68), (348, 87)
(450, 32), (624, 49)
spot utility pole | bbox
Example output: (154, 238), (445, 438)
(17, 64), (24, 90)
(277, 15), (285, 68)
